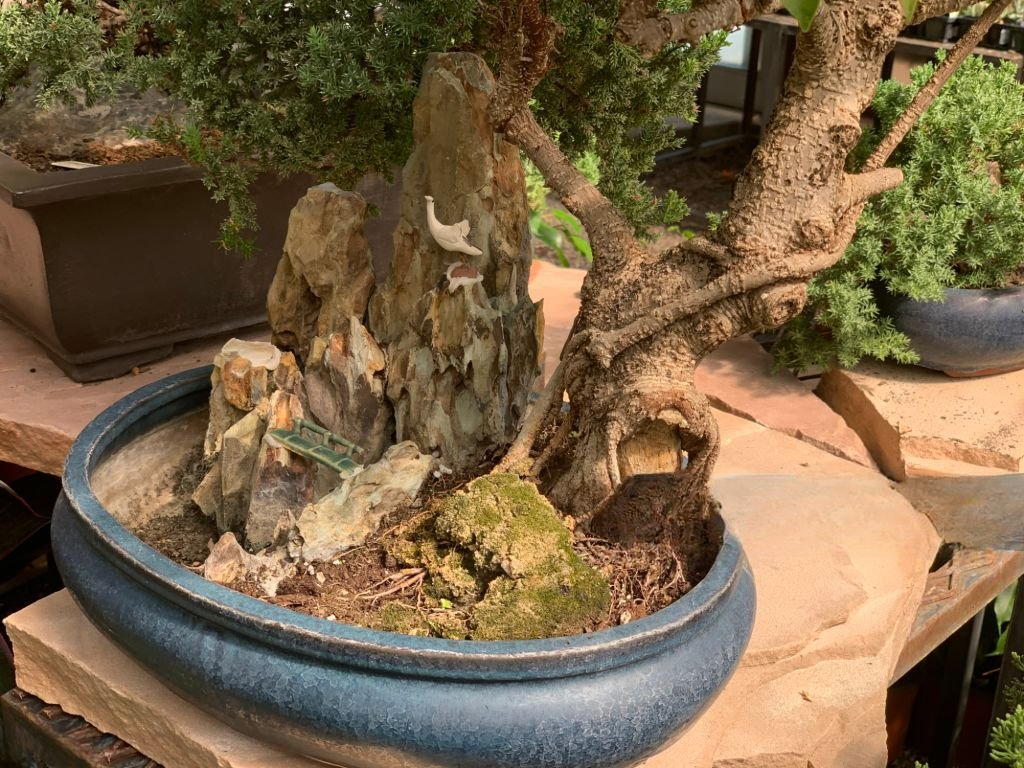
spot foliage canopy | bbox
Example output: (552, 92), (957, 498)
(774, 55), (1024, 371)
(0, 0), (723, 250)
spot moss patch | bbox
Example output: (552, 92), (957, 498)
(432, 473), (609, 640)
(371, 603), (431, 636)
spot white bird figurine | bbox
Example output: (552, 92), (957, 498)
(424, 195), (482, 257)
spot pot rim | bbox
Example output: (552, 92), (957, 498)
(61, 366), (748, 681)
(0, 149), (202, 209)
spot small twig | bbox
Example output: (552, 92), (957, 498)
(864, 0), (1013, 173)
(358, 568), (426, 601)
(530, 407), (574, 477)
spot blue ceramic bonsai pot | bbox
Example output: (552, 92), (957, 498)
(880, 286), (1024, 376)
(52, 367), (755, 768)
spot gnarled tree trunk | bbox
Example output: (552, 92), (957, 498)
(495, 0), (997, 527)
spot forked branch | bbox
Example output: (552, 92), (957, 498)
(616, 0), (779, 55)
(583, 0), (1014, 368)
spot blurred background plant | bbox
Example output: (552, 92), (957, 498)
(0, 0), (723, 254)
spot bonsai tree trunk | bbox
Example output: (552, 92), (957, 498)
(496, 0), (1007, 526)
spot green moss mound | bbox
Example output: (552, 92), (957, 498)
(388, 473), (609, 640)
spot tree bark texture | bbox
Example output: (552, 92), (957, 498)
(500, 0), (981, 525)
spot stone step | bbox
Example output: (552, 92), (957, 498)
(817, 361), (1024, 481)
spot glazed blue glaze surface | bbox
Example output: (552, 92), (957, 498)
(881, 287), (1024, 374)
(53, 367), (755, 768)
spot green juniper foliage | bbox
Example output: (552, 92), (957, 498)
(990, 654), (1024, 767)
(774, 55), (1024, 372)
(0, 0), (112, 106)
(0, 1), (721, 251)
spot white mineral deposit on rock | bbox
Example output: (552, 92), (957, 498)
(219, 339), (282, 371)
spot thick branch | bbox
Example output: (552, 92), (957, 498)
(503, 106), (641, 273)
(574, 249), (835, 368)
(616, 0), (779, 54)
(487, 0), (559, 128)
(842, 167), (904, 207)
(865, 0), (1013, 171)
(912, 0), (985, 24)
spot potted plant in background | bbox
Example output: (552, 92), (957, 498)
(773, 54), (1024, 378)
(0, 0), (314, 382)
(41, 1), (1016, 767)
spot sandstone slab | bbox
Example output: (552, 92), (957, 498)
(712, 408), (879, 481)
(0, 318), (269, 475)
(696, 337), (875, 469)
(5, 591), (317, 768)
(643, 474), (940, 768)
(818, 361), (1024, 480)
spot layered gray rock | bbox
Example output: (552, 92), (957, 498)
(266, 53), (539, 473)
(297, 442), (435, 562)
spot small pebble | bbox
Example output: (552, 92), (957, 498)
(315, 572), (326, 585)
(306, 564), (315, 576)
(326, 614), (337, 621)
(438, 465), (453, 476)
(331, 559), (341, 566)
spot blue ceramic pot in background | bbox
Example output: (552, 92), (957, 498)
(52, 367), (755, 768)
(879, 286), (1024, 377)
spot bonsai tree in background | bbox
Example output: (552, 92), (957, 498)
(774, 54), (1024, 372)
(4, 0), (1014, 603)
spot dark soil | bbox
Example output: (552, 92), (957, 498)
(134, 450), (719, 638)
(268, 486), (715, 636)
(135, 507), (217, 567)
(133, 447), (217, 566)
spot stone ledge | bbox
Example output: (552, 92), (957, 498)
(817, 361), (1024, 481)
(696, 337), (876, 470)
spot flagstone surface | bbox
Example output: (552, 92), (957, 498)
(817, 361), (1024, 481)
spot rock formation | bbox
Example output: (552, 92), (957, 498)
(196, 52), (540, 555)
(267, 52), (541, 475)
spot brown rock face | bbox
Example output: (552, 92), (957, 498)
(369, 52), (540, 469)
(267, 185), (376, 365)
(267, 53), (540, 472)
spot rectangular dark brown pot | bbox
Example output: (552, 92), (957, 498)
(0, 151), (313, 382)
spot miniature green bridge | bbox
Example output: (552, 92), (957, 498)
(267, 418), (364, 475)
